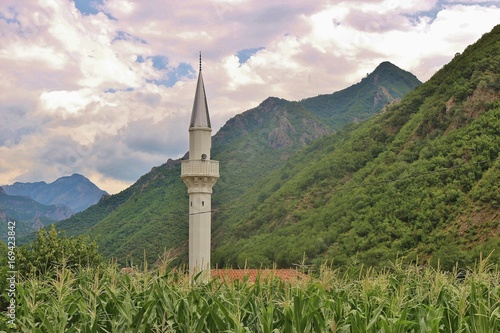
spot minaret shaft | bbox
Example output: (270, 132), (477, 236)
(188, 192), (212, 276)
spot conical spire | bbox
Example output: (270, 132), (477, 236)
(189, 52), (211, 129)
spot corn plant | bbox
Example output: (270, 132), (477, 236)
(1, 256), (499, 332)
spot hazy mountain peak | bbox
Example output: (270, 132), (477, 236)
(3, 174), (107, 213)
(373, 61), (399, 71)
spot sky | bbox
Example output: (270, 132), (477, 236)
(1, 0), (499, 194)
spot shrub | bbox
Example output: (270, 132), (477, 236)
(16, 225), (103, 277)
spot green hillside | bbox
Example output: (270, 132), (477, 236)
(53, 61), (420, 265)
(300, 61), (421, 129)
(212, 97), (330, 204)
(213, 25), (500, 270)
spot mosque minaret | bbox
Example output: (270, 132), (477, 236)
(180, 53), (219, 282)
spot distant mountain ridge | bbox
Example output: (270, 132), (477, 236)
(1, 173), (107, 243)
(0, 189), (73, 242)
(3, 173), (107, 213)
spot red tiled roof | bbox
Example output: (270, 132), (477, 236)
(211, 269), (307, 282)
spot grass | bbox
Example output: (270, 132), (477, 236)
(1, 255), (499, 332)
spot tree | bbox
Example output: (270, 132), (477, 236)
(16, 225), (103, 276)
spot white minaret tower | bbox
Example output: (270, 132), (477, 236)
(181, 53), (219, 282)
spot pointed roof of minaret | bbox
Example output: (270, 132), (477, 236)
(190, 52), (211, 129)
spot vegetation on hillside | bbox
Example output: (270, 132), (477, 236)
(213, 25), (500, 269)
(212, 97), (330, 204)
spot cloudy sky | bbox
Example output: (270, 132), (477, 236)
(1, 0), (499, 194)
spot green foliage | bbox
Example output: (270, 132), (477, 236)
(86, 165), (189, 266)
(16, 225), (102, 277)
(1, 258), (499, 332)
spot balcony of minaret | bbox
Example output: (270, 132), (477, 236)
(181, 159), (219, 177)
(181, 160), (219, 193)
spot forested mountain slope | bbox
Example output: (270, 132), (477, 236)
(213, 25), (500, 270)
(300, 61), (421, 129)
(53, 62), (419, 264)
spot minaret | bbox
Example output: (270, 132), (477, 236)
(181, 53), (219, 282)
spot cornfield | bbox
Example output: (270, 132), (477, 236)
(1, 257), (499, 332)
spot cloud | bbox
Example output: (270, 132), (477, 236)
(119, 116), (187, 157)
(0, 105), (40, 147)
(0, 0), (499, 193)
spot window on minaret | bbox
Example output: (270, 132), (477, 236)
(202, 201), (205, 206)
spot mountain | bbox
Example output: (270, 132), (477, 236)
(212, 24), (500, 270)
(212, 97), (331, 203)
(52, 61), (421, 264)
(0, 188), (73, 242)
(3, 173), (107, 213)
(300, 61), (421, 130)
(55, 20), (500, 270)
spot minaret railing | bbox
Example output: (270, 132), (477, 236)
(181, 160), (219, 178)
